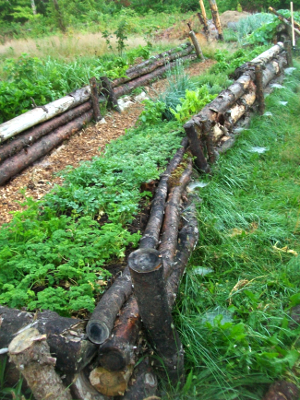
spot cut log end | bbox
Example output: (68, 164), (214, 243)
(99, 349), (127, 371)
(86, 321), (110, 345)
(128, 248), (161, 274)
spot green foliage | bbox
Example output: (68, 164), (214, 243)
(170, 86), (216, 122)
(0, 119), (183, 315)
(139, 99), (167, 126)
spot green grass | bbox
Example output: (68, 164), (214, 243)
(168, 62), (300, 399)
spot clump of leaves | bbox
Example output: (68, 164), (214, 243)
(170, 86), (216, 122)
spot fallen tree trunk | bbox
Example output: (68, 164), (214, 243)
(139, 137), (189, 249)
(9, 328), (72, 400)
(98, 296), (140, 371)
(125, 43), (191, 75)
(112, 45), (193, 88)
(114, 54), (197, 99)
(0, 306), (97, 374)
(86, 267), (133, 344)
(0, 86), (91, 144)
(0, 102), (92, 164)
(0, 109), (93, 186)
(159, 161), (193, 278)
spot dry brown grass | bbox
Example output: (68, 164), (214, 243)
(0, 33), (148, 60)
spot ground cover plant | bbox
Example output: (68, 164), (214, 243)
(168, 62), (300, 399)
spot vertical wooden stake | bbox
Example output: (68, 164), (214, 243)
(284, 40), (293, 67)
(89, 77), (102, 122)
(291, 2), (296, 47)
(199, 0), (209, 35)
(187, 24), (205, 61)
(255, 64), (265, 116)
(100, 77), (121, 112)
(184, 121), (210, 172)
(128, 249), (184, 384)
(208, 0), (224, 40)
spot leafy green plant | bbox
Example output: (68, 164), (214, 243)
(170, 86), (216, 122)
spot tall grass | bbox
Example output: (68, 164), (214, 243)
(169, 62), (300, 399)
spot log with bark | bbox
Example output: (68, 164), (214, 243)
(90, 77), (102, 121)
(0, 109), (93, 186)
(255, 64), (265, 115)
(198, 0), (209, 35)
(86, 267), (133, 344)
(0, 306), (97, 374)
(98, 296), (140, 372)
(0, 102), (92, 164)
(159, 161), (193, 278)
(9, 327), (72, 400)
(70, 371), (109, 400)
(100, 76), (121, 112)
(128, 249), (184, 384)
(112, 45), (193, 88)
(89, 365), (134, 397)
(188, 28), (205, 60)
(208, 0), (223, 40)
(0, 86), (91, 143)
(113, 54), (197, 99)
(140, 137), (189, 249)
(124, 43), (191, 76)
(166, 197), (199, 307)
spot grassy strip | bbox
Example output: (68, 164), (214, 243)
(170, 63), (300, 399)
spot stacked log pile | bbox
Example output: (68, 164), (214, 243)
(184, 41), (290, 170)
(0, 43), (195, 185)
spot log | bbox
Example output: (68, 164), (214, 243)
(255, 64), (265, 115)
(0, 102), (92, 164)
(188, 30), (205, 61)
(139, 137), (189, 249)
(8, 328), (72, 400)
(128, 248), (184, 384)
(166, 198), (199, 307)
(70, 371), (109, 400)
(225, 84), (256, 127)
(199, 0), (209, 34)
(98, 296), (140, 371)
(285, 40), (293, 67)
(269, 7), (300, 37)
(261, 53), (287, 87)
(0, 109), (93, 186)
(90, 77), (102, 122)
(159, 162), (193, 278)
(121, 358), (158, 400)
(0, 86), (91, 143)
(89, 365), (134, 397)
(112, 45), (193, 88)
(86, 267), (133, 344)
(208, 0), (223, 40)
(88, 139), (189, 347)
(100, 76), (121, 112)
(250, 42), (284, 65)
(113, 55), (197, 99)
(0, 306), (97, 374)
(125, 43), (191, 75)
(184, 121), (209, 172)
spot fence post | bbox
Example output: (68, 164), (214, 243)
(255, 64), (265, 115)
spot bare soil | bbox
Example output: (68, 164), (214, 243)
(0, 59), (215, 226)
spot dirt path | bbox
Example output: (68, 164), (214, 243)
(0, 59), (214, 226)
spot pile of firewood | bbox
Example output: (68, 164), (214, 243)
(0, 43), (195, 186)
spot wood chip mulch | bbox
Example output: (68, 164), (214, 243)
(0, 59), (215, 226)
